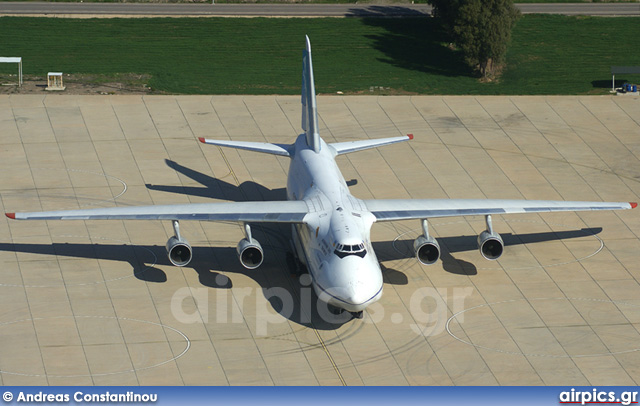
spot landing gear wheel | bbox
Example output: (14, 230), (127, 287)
(296, 260), (308, 275)
(351, 311), (364, 320)
(328, 304), (344, 315)
(286, 252), (297, 274)
(286, 251), (308, 276)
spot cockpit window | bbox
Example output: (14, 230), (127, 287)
(334, 242), (367, 259)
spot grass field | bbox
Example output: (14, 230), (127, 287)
(0, 15), (639, 95)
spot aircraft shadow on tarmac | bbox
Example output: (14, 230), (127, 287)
(142, 160), (604, 323)
(146, 159), (288, 202)
(376, 227), (603, 277)
(0, 226), (603, 329)
(146, 159), (358, 202)
(0, 159), (605, 329)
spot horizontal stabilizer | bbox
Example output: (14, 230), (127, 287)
(199, 137), (291, 157)
(330, 134), (413, 155)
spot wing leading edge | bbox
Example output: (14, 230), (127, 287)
(198, 137), (291, 157)
(365, 199), (636, 222)
(6, 200), (310, 223)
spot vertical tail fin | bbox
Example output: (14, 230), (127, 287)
(301, 36), (321, 153)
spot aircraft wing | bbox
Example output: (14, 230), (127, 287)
(6, 201), (310, 223)
(364, 199), (636, 222)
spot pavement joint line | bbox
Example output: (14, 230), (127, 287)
(471, 98), (563, 283)
(486, 98), (612, 376)
(43, 95), (99, 383)
(439, 97), (545, 384)
(493, 98), (639, 380)
(144, 96), (193, 386)
(576, 97), (640, 242)
(2, 95), (640, 385)
(204, 92), (265, 376)
(174, 96), (232, 385)
(8, 96), (52, 385)
(612, 97), (640, 127)
(406, 96), (485, 385)
(542, 99), (636, 286)
(113, 95), (178, 385)
(343, 96), (433, 384)
(347, 100), (410, 384)
(446, 297), (640, 359)
(0, 316), (191, 378)
(207, 103), (278, 385)
(239, 101), (312, 363)
(238, 97), (303, 386)
(304, 98), (371, 385)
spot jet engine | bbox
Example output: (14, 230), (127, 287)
(166, 220), (192, 267)
(477, 215), (504, 260)
(413, 234), (440, 265)
(413, 219), (440, 265)
(166, 236), (193, 267)
(237, 237), (264, 269)
(477, 231), (503, 260)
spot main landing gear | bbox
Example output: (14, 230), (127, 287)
(286, 251), (308, 276)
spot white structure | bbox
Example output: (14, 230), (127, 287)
(47, 72), (65, 91)
(611, 66), (640, 92)
(0, 57), (23, 86)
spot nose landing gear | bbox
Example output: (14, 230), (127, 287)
(328, 304), (363, 319)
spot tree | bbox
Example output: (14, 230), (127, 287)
(427, 0), (462, 35)
(451, 0), (520, 78)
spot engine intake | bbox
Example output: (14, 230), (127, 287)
(477, 230), (504, 260)
(166, 236), (192, 267)
(414, 234), (440, 265)
(237, 238), (264, 269)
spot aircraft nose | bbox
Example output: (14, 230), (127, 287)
(345, 281), (373, 304)
(319, 255), (383, 312)
(335, 280), (382, 312)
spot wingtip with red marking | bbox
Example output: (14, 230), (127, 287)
(407, 134), (414, 140)
(631, 202), (637, 209)
(198, 137), (206, 144)
(5, 213), (15, 219)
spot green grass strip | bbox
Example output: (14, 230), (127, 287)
(0, 15), (638, 95)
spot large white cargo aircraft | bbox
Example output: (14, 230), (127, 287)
(6, 37), (636, 319)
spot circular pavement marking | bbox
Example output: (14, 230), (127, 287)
(29, 167), (128, 207)
(0, 315), (191, 377)
(446, 297), (640, 358)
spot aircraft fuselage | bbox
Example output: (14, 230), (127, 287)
(287, 135), (383, 312)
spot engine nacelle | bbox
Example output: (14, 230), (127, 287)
(237, 238), (264, 269)
(413, 234), (441, 265)
(477, 230), (504, 260)
(166, 236), (192, 267)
